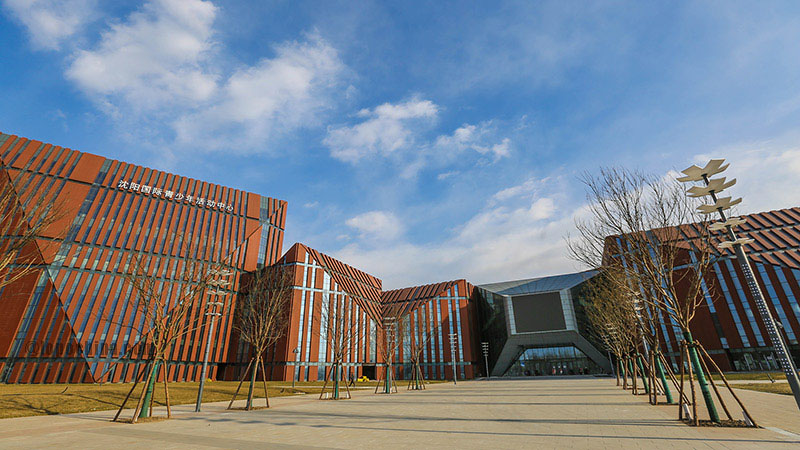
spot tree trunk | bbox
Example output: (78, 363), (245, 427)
(260, 359), (270, 408)
(649, 351), (657, 405)
(161, 362), (171, 418)
(698, 346), (732, 421)
(686, 342), (698, 426)
(684, 331), (720, 423)
(333, 363), (340, 400)
(636, 354), (650, 396)
(227, 359), (253, 409)
(655, 352), (674, 404)
(679, 343), (686, 421)
(384, 362), (393, 394)
(139, 360), (160, 418)
(246, 356), (258, 410)
(620, 359), (628, 389)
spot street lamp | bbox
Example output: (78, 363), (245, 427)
(195, 268), (231, 412)
(481, 341), (490, 380)
(449, 333), (458, 385)
(678, 159), (800, 411)
(292, 347), (300, 388)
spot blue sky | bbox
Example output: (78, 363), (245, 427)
(2, 1), (800, 287)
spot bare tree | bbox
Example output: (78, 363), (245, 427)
(580, 269), (638, 389)
(568, 167), (729, 424)
(375, 316), (400, 394)
(227, 264), (293, 410)
(113, 233), (216, 423)
(315, 293), (362, 400)
(0, 171), (63, 291)
(406, 310), (440, 390)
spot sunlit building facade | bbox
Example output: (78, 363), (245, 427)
(0, 132), (287, 383)
(254, 243), (479, 382)
(6, 131), (796, 385)
(604, 206), (800, 372)
(381, 278), (478, 380)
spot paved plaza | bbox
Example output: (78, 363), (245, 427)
(0, 377), (798, 449)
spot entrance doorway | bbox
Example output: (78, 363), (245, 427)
(361, 365), (376, 380)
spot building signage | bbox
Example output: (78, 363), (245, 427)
(117, 179), (234, 212)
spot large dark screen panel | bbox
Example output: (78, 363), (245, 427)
(512, 292), (565, 332)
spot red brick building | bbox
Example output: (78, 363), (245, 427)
(238, 243), (480, 382)
(606, 207), (800, 372)
(4, 131), (796, 384)
(0, 132), (286, 383)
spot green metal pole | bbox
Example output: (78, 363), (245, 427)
(139, 360), (160, 418)
(655, 352), (674, 404)
(385, 363), (391, 394)
(636, 354), (650, 394)
(684, 332), (719, 423)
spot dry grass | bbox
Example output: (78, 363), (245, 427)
(710, 372), (783, 381)
(732, 383), (793, 395)
(0, 379), (440, 419)
(0, 380), (325, 419)
(668, 372), (783, 382)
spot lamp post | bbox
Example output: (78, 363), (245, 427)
(481, 341), (490, 379)
(195, 268), (231, 412)
(678, 159), (800, 411)
(449, 333), (458, 385)
(292, 347), (300, 388)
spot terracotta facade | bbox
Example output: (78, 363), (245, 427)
(0, 132), (286, 383)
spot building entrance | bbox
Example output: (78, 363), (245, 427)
(505, 345), (603, 376)
(361, 365), (376, 380)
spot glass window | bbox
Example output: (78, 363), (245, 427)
(714, 262), (750, 347)
(726, 260), (766, 346)
(757, 264), (796, 342)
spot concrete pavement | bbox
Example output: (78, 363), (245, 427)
(0, 377), (798, 449)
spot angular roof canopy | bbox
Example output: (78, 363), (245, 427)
(478, 270), (597, 296)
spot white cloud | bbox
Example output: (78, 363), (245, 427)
(437, 170), (459, 180)
(491, 176), (550, 203)
(401, 121), (511, 178)
(345, 210), (403, 241)
(335, 177), (577, 288)
(434, 124), (511, 160)
(325, 102), (512, 179)
(694, 142), (800, 214)
(173, 35), (343, 151)
(324, 98), (438, 163)
(3, 0), (95, 50)
(60, 0), (343, 153)
(66, 0), (218, 110)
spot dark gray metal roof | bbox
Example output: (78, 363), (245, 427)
(478, 270), (597, 296)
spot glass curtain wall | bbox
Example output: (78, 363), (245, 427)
(505, 345), (602, 376)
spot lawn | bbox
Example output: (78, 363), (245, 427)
(731, 383), (793, 395)
(0, 380), (383, 419)
(710, 372), (784, 381)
